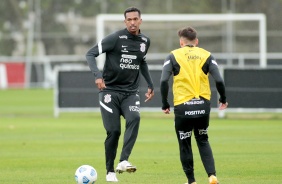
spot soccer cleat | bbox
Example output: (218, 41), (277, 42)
(115, 160), (137, 174)
(184, 182), (197, 184)
(209, 175), (219, 184)
(106, 172), (118, 182)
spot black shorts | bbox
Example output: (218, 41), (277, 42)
(174, 97), (211, 118)
(98, 91), (141, 131)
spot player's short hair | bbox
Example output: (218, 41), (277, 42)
(178, 27), (197, 41)
(124, 7), (141, 18)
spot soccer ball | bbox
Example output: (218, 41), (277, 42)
(75, 165), (98, 184)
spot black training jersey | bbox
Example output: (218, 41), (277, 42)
(86, 28), (154, 93)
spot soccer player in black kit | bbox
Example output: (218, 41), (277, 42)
(160, 26), (228, 184)
(86, 7), (154, 182)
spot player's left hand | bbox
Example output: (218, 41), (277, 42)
(145, 88), (154, 102)
(162, 108), (170, 114)
(162, 101), (170, 114)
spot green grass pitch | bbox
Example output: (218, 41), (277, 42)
(0, 89), (282, 184)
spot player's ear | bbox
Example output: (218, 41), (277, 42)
(179, 38), (184, 47)
(195, 38), (199, 46)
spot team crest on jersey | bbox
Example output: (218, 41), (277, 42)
(140, 43), (146, 52)
(104, 94), (111, 103)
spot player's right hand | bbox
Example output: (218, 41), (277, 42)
(95, 78), (106, 90)
(219, 102), (228, 110)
